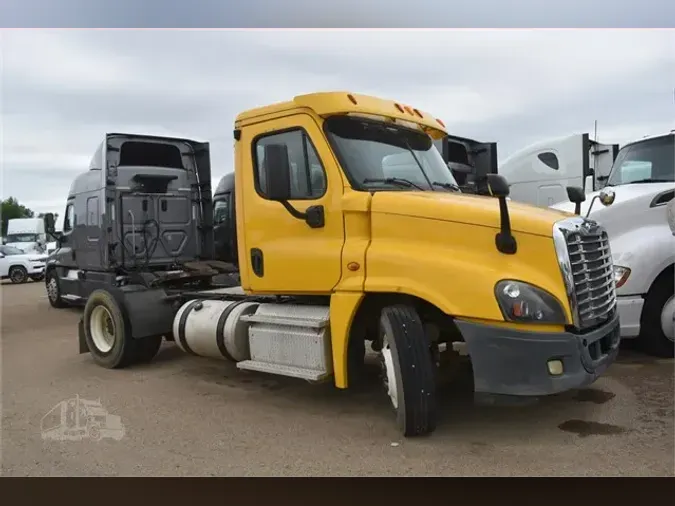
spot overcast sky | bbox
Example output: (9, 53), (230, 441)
(1, 29), (674, 215)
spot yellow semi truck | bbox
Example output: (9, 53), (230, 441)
(43, 91), (621, 437)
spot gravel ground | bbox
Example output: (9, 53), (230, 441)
(1, 281), (673, 476)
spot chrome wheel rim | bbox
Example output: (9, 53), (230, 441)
(661, 295), (675, 342)
(47, 277), (58, 302)
(90, 306), (115, 353)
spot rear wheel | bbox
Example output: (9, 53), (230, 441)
(639, 276), (675, 358)
(378, 304), (437, 437)
(83, 289), (162, 368)
(9, 266), (28, 284)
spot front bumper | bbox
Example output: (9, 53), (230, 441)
(28, 264), (45, 275)
(454, 312), (621, 397)
(616, 295), (644, 339)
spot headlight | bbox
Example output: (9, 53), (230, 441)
(613, 266), (631, 288)
(495, 280), (567, 325)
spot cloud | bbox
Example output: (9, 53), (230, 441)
(1, 28), (674, 214)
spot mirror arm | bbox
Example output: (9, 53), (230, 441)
(279, 200), (325, 229)
(495, 197), (517, 255)
(584, 195), (600, 218)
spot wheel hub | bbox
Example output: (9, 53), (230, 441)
(380, 334), (399, 409)
(661, 295), (675, 342)
(47, 278), (58, 302)
(90, 306), (116, 353)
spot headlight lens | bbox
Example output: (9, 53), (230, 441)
(495, 280), (567, 324)
(613, 266), (631, 288)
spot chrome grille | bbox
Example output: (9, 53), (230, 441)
(553, 217), (617, 329)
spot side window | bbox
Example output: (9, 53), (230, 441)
(86, 197), (99, 226)
(214, 196), (230, 225)
(63, 203), (75, 232)
(254, 129), (327, 200)
(538, 152), (559, 170)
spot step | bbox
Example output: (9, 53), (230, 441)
(239, 314), (328, 329)
(236, 360), (332, 382)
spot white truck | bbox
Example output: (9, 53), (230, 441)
(551, 132), (674, 358)
(498, 133), (619, 205)
(4, 218), (47, 254)
(437, 131), (674, 357)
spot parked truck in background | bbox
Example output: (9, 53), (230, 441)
(43, 91), (621, 437)
(4, 217), (48, 255)
(551, 132), (675, 358)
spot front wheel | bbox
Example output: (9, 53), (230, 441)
(9, 266), (28, 284)
(378, 304), (437, 437)
(46, 270), (68, 308)
(639, 276), (675, 358)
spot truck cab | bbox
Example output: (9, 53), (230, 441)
(44, 133), (214, 307)
(4, 217), (48, 254)
(498, 133), (619, 206)
(44, 92), (621, 437)
(551, 132), (675, 357)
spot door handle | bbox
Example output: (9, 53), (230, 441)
(250, 248), (264, 277)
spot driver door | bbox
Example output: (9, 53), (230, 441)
(239, 113), (345, 294)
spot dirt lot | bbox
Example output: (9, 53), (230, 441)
(1, 281), (673, 476)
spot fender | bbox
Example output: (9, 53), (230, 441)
(610, 223), (675, 296)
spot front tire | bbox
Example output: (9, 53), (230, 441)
(9, 266), (28, 284)
(45, 270), (69, 308)
(639, 276), (675, 358)
(83, 289), (162, 368)
(378, 304), (437, 437)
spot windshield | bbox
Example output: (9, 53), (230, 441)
(6, 233), (38, 243)
(0, 245), (25, 255)
(325, 116), (458, 191)
(606, 134), (674, 186)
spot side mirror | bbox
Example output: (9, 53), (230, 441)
(43, 213), (56, 235)
(566, 186), (586, 215)
(263, 144), (292, 202)
(485, 174), (510, 198)
(598, 187), (615, 207)
(485, 174), (516, 255)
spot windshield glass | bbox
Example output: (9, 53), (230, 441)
(6, 234), (38, 243)
(325, 116), (458, 191)
(607, 134), (674, 186)
(0, 245), (25, 255)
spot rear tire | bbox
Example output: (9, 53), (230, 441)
(9, 266), (28, 284)
(83, 289), (162, 368)
(46, 270), (68, 308)
(378, 304), (437, 437)
(639, 276), (675, 358)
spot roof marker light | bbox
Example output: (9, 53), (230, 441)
(394, 103), (405, 113)
(347, 94), (358, 105)
(436, 118), (446, 128)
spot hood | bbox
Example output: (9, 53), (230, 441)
(370, 191), (569, 237)
(6, 241), (41, 253)
(551, 182), (675, 216)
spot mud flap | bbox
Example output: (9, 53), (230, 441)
(78, 316), (89, 354)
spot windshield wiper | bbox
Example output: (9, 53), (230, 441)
(431, 181), (461, 192)
(363, 177), (426, 190)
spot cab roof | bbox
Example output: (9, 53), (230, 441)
(235, 91), (448, 137)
